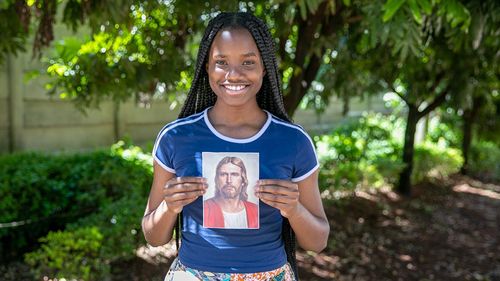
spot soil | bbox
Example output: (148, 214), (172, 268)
(5, 174), (498, 281)
(112, 174), (499, 281)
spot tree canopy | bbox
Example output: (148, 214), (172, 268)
(1, 0), (498, 194)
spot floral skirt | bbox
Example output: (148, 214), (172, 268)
(164, 258), (296, 281)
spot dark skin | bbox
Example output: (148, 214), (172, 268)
(142, 28), (329, 252)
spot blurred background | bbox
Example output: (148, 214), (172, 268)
(0, 1), (498, 280)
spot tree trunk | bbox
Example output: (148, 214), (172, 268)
(342, 95), (350, 117)
(460, 96), (483, 175)
(397, 105), (419, 196)
(461, 108), (473, 175)
(283, 1), (342, 117)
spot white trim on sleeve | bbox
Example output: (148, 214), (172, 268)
(291, 163), (319, 182)
(154, 156), (176, 174)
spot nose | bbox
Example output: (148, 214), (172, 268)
(226, 175), (232, 184)
(225, 66), (242, 80)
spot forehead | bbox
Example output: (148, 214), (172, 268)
(218, 162), (242, 173)
(210, 28), (261, 56)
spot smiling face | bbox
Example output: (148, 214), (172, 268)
(206, 28), (266, 107)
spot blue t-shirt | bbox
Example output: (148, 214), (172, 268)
(153, 107), (318, 273)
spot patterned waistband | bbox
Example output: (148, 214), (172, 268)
(164, 258), (296, 281)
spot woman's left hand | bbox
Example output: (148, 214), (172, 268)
(255, 179), (300, 218)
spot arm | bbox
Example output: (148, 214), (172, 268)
(141, 161), (207, 246)
(256, 170), (330, 252)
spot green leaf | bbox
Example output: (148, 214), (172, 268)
(382, 0), (406, 22)
(417, 0), (432, 14)
(342, 0), (351, 7)
(298, 0), (307, 20)
(408, 0), (422, 24)
(24, 70), (41, 82)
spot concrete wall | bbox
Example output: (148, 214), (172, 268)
(0, 52), (387, 153)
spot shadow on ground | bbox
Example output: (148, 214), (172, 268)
(111, 174), (500, 280)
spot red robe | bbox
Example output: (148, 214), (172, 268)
(203, 198), (259, 228)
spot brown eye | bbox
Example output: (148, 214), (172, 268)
(242, 60), (255, 65)
(215, 60), (227, 65)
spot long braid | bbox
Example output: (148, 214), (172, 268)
(176, 12), (298, 278)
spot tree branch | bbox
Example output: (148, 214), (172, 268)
(386, 79), (411, 105)
(417, 72), (448, 118)
(418, 83), (450, 118)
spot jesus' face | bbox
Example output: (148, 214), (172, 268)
(216, 162), (244, 199)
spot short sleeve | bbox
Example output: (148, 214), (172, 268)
(291, 129), (319, 182)
(152, 127), (176, 173)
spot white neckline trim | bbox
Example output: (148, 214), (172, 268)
(203, 108), (272, 143)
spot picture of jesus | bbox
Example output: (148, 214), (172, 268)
(202, 152), (259, 229)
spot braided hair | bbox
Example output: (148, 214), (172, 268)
(175, 12), (298, 277)
(178, 12), (290, 121)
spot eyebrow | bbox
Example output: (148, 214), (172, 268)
(213, 52), (258, 58)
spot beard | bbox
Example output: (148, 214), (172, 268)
(219, 184), (240, 199)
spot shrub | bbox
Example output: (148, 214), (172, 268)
(316, 113), (465, 194)
(468, 141), (500, 182)
(25, 227), (107, 281)
(316, 113), (405, 193)
(412, 142), (463, 183)
(0, 141), (152, 262)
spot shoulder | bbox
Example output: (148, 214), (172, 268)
(204, 198), (218, 208)
(267, 113), (314, 146)
(156, 111), (205, 138)
(268, 113), (309, 135)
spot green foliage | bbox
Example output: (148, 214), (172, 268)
(316, 113), (405, 193)
(25, 227), (108, 281)
(316, 112), (467, 194)
(468, 141), (500, 182)
(412, 142), (463, 183)
(0, 1), (28, 63)
(0, 141), (152, 262)
(67, 193), (146, 261)
(426, 119), (461, 148)
(19, 142), (152, 280)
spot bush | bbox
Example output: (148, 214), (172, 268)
(0, 141), (152, 263)
(468, 141), (500, 182)
(316, 113), (465, 194)
(316, 113), (405, 193)
(25, 227), (107, 281)
(413, 142), (463, 183)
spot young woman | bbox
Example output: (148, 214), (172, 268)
(142, 12), (329, 281)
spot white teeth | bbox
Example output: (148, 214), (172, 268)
(224, 85), (246, 91)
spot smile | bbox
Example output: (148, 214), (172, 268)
(222, 84), (249, 92)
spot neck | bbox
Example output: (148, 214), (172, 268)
(210, 102), (265, 126)
(208, 102), (268, 139)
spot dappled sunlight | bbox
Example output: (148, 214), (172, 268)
(297, 175), (499, 280)
(452, 183), (500, 200)
(135, 241), (177, 266)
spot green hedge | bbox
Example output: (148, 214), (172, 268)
(0, 141), (152, 265)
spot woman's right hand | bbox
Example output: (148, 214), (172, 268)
(163, 177), (208, 214)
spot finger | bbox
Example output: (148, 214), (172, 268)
(169, 177), (207, 184)
(164, 190), (205, 201)
(257, 185), (298, 196)
(257, 179), (297, 189)
(167, 198), (198, 210)
(175, 197), (200, 206)
(259, 199), (291, 210)
(257, 192), (297, 204)
(165, 182), (208, 193)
